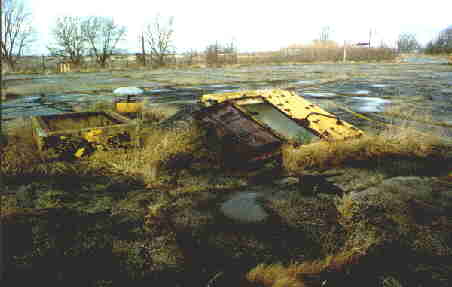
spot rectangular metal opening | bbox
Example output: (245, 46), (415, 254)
(194, 102), (283, 165)
(42, 112), (123, 132)
(239, 102), (320, 144)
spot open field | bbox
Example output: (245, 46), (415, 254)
(1, 56), (452, 286)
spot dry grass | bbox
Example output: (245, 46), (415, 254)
(283, 101), (452, 174)
(89, 125), (204, 185)
(0, 122), (118, 182)
(1, 124), (43, 177)
(1, 106), (205, 186)
(247, 264), (302, 287)
(247, 193), (382, 287)
(142, 105), (180, 123)
(282, 124), (447, 173)
(246, 246), (371, 287)
(383, 104), (452, 129)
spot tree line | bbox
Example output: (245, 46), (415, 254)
(2, 0), (450, 71)
(424, 26), (452, 54)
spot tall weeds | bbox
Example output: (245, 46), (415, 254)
(89, 125), (204, 185)
(282, 113), (448, 173)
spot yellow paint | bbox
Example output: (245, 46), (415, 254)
(201, 89), (363, 141)
(83, 129), (103, 143)
(75, 148), (85, 158)
(115, 102), (143, 113)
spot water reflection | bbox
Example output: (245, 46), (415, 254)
(349, 97), (391, 113)
(241, 103), (319, 143)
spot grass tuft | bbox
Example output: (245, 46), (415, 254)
(282, 123), (449, 173)
(1, 124), (43, 178)
(88, 125), (206, 185)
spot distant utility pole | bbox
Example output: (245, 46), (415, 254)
(41, 55), (46, 71)
(368, 28), (376, 48)
(141, 33), (146, 66)
(343, 40), (347, 62)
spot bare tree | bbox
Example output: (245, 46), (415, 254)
(49, 16), (87, 65)
(140, 32), (146, 66)
(205, 42), (221, 67)
(83, 16), (126, 67)
(397, 33), (420, 53)
(319, 26), (331, 42)
(1, 0), (35, 70)
(205, 40), (237, 67)
(181, 49), (198, 66)
(144, 15), (174, 67)
(425, 26), (452, 54)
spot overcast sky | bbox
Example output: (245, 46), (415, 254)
(26, 0), (451, 55)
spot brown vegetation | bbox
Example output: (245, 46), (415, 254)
(1, 124), (44, 177)
(2, 98), (452, 286)
(282, 123), (448, 173)
(246, 246), (369, 287)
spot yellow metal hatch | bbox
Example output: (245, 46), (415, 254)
(201, 89), (363, 141)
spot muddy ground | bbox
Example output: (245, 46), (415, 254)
(1, 56), (452, 287)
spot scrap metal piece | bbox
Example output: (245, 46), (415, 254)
(194, 101), (283, 166)
(115, 98), (144, 113)
(201, 89), (363, 141)
(113, 87), (145, 114)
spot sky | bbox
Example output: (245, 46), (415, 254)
(25, 0), (452, 55)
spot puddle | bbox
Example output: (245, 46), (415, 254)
(140, 82), (160, 88)
(339, 89), (370, 96)
(370, 84), (390, 88)
(349, 97), (391, 113)
(220, 192), (268, 223)
(441, 88), (452, 95)
(3, 107), (67, 122)
(3, 60), (452, 128)
(2, 94), (115, 121)
(205, 84), (231, 88)
(98, 78), (131, 84)
(402, 57), (448, 64)
(145, 99), (199, 106)
(198, 85), (241, 92)
(295, 80), (319, 86)
(146, 88), (174, 93)
(437, 72), (452, 80)
(303, 92), (338, 98)
(211, 89), (241, 94)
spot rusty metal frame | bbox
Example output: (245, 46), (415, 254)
(31, 111), (137, 154)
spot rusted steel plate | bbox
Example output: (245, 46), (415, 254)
(194, 102), (282, 164)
